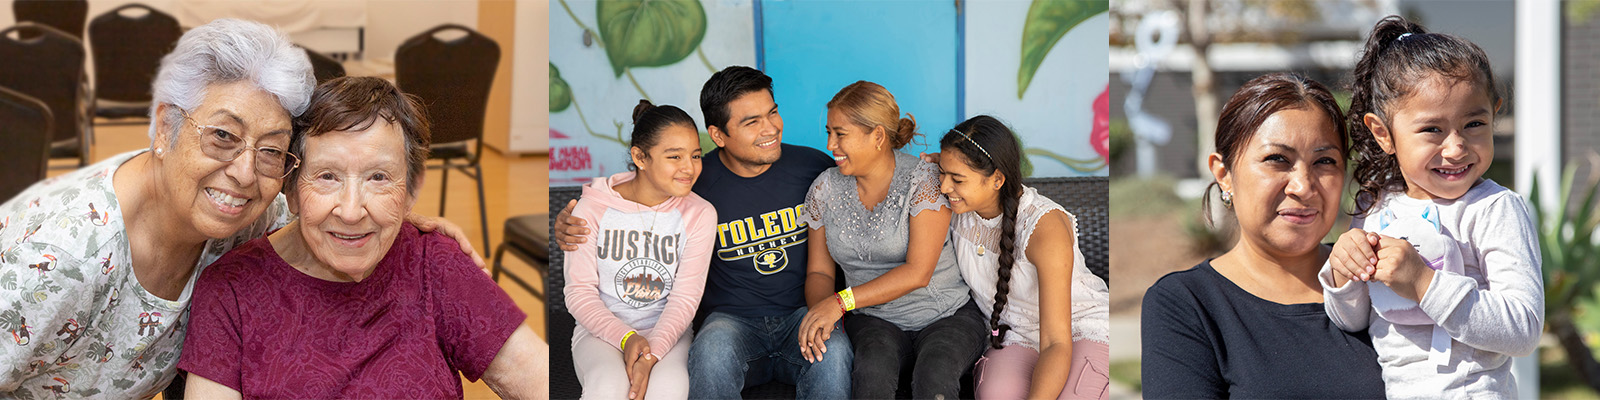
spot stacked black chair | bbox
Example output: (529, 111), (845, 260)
(0, 85), (52, 202)
(12, 0), (86, 40)
(88, 4), (181, 120)
(395, 24), (498, 258)
(0, 22), (88, 168)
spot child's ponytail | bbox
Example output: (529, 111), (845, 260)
(1345, 15), (1500, 215)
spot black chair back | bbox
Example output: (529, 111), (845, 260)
(13, 0), (86, 40)
(0, 22), (85, 146)
(0, 85), (52, 202)
(304, 47), (346, 84)
(395, 24), (499, 146)
(88, 4), (180, 103)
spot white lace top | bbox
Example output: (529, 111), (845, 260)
(952, 186), (1110, 349)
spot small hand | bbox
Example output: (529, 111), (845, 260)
(553, 200), (591, 252)
(919, 152), (942, 164)
(627, 352), (657, 399)
(1329, 228), (1379, 285)
(620, 335), (654, 399)
(1371, 235), (1434, 301)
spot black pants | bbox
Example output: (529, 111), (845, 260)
(843, 299), (988, 399)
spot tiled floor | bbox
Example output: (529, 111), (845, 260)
(64, 121), (547, 399)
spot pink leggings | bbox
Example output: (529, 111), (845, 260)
(972, 339), (1110, 400)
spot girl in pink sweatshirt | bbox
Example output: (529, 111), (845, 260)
(564, 100), (717, 400)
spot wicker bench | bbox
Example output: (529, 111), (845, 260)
(546, 176), (1108, 399)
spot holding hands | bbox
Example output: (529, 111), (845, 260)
(798, 296), (843, 363)
(1328, 229), (1435, 301)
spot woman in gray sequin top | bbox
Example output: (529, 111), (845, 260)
(795, 81), (985, 398)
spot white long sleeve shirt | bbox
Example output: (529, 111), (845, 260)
(1320, 179), (1543, 399)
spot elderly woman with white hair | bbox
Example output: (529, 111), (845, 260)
(0, 19), (478, 398)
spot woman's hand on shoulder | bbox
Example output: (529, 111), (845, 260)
(405, 212), (486, 272)
(553, 199), (592, 252)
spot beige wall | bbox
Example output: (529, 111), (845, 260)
(477, 0), (515, 153)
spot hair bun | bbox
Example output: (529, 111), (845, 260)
(631, 99), (655, 124)
(893, 114), (919, 148)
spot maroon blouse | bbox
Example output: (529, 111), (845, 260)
(178, 223), (525, 398)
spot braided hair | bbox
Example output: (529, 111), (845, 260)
(1345, 15), (1499, 215)
(940, 115), (1024, 349)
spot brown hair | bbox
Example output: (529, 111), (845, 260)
(1203, 73), (1348, 227)
(290, 76), (430, 195)
(1346, 16), (1500, 215)
(826, 81), (919, 149)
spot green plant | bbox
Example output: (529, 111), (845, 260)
(1108, 118), (1132, 165)
(1017, 0), (1108, 98)
(1535, 162), (1600, 390)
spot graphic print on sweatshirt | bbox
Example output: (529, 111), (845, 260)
(597, 207), (686, 311)
(714, 204), (807, 275)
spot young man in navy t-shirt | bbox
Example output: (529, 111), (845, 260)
(555, 66), (849, 398)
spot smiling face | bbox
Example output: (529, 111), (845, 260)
(1370, 76), (1495, 201)
(937, 150), (1003, 217)
(710, 89), (782, 168)
(1215, 107), (1346, 258)
(633, 123), (704, 199)
(825, 107), (887, 177)
(289, 118), (414, 282)
(154, 81), (293, 239)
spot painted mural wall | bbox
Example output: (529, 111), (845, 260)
(550, 0), (1108, 184)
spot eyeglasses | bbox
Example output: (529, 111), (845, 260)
(177, 107), (300, 179)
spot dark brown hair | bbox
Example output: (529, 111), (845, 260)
(1203, 73), (1348, 227)
(290, 76), (430, 195)
(627, 99), (697, 171)
(940, 115), (1024, 349)
(1346, 15), (1500, 215)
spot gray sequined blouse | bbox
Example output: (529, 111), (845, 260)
(800, 151), (970, 330)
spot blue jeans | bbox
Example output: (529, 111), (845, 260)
(688, 308), (853, 399)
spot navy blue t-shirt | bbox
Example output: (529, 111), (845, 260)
(693, 143), (834, 318)
(1141, 260), (1385, 399)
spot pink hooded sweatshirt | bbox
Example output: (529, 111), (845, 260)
(564, 171), (717, 358)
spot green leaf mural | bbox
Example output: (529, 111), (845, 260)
(596, 0), (708, 77)
(1017, 0), (1107, 98)
(551, 63), (572, 112)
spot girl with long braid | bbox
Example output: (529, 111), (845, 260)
(937, 116), (1110, 399)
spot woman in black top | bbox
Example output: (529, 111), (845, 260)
(1140, 73), (1385, 398)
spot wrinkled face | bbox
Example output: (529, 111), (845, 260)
(937, 149), (1003, 217)
(155, 81), (293, 239)
(825, 108), (884, 177)
(711, 90), (782, 166)
(633, 124), (704, 199)
(290, 119), (414, 281)
(1374, 76), (1495, 201)
(1218, 107), (1346, 258)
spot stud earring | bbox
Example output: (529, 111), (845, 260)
(1221, 191), (1233, 210)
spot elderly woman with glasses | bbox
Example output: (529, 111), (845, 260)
(178, 76), (546, 398)
(0, 19), (478, 398)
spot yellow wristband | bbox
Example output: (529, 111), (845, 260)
(838, 287), (857, 311)
(620, 330), (637, 350)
